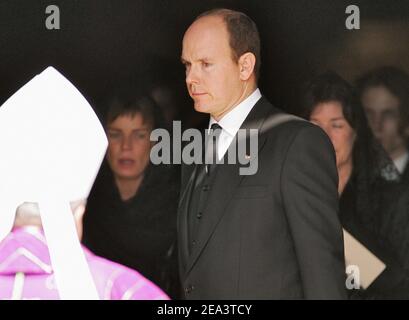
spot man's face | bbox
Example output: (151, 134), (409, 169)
(106, 113), (152, 181)
(361, 86), (406, 159)
(181, 16), (245, 119)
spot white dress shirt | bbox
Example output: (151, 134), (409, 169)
(394, 150), (409, 174)
(208, 88), (262, 161)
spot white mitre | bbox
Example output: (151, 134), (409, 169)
(0, 67), (107, 299)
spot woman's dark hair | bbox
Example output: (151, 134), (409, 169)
(103, 86), (165, 131)
(301, 71), (376, 173)
(301, 72), (399, 224)
(302, 72), (363, 133)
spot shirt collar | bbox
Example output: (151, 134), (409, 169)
(209, 88), (262, 137)
(394, 150), (409, 174)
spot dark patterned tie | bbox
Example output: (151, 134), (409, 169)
(205, 123), (223, 175)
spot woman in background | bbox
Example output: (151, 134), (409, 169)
(82, 87), (181, 298)
(301, 72), (409, 299)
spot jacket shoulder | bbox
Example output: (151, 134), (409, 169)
(260, 103), (326, 141)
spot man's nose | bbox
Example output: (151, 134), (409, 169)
(186, 65), (199, 86)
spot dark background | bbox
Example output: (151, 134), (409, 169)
(1, 0), (408, 125)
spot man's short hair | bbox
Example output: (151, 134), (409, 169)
(196, 8), (261, 81)
(356, 66), (409, 135)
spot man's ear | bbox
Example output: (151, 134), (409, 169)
(238, 52), (256, 81)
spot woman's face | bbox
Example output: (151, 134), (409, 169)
(310, 101), (356, 168)
(106, 113), (153, 181)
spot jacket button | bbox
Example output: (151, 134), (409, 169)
(202, 185), (210, 191)
(185, 285), (195, 294)
(196, 212), (203, 219)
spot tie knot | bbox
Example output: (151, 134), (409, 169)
(210, 123), (222, 132)
(204, 123), (222, 173)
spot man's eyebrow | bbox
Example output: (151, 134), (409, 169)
(181, 57), (212, 64)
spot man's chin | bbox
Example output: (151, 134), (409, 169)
(193, 102), (211, 114)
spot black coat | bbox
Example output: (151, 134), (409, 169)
(82, 162), (181, 298)
(177, 97), (347, 299)
(340, 163), (409, 299)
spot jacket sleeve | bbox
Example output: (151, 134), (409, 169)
(281, 124), (347, 299)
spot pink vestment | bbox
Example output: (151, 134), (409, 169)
(0, 227), (169, 300)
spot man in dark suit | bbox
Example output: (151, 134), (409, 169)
(178, 8), (347, 299)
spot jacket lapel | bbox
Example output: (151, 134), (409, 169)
(184, 96), (276, 278)
(177, 162), (197, 272)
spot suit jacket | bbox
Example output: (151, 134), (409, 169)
(177, 97), (347, 299)
(400, 160), (409, 186)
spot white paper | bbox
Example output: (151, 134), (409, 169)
(343, 229), (386, 289)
